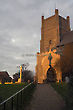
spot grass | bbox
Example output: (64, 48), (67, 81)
(22, 83), (36, 109)
(0, 83), (27, 102)
(51, 82), (73, 110)
(0, 82), (36, 110)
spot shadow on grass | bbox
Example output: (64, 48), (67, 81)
(51, 82), (73, 110)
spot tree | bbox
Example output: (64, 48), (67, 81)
(13, 73), (19, 82)
(22, 70), (34, 82)
(13, 70), (34, 83)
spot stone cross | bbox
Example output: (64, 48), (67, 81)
(48, 53), (52, 66)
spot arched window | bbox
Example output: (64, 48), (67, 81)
(49, 40), (52, 45)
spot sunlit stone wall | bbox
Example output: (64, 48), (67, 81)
(36, 9), (72, 83)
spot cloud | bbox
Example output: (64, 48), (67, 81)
(0, 0), (73, 77)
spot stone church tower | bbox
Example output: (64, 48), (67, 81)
(40, 9), (70, 53)
(36, 9), (71, 83)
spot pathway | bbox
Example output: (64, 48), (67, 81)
(25, 84), (65, 110)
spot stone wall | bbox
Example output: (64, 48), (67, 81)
(59, 16), (70, 41)
(36, 9), (73, 83)
(40, 10), (60, 53)
(60, 43), (73, 80)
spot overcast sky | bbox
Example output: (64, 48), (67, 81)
(0, 0), (73, 77)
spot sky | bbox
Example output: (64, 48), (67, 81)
(0, 0), (73, 77)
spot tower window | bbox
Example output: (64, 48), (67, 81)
(49, 40), (52, 45)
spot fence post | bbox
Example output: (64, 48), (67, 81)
(17, 94), (19, 110)
(21, 91), (22, 105)
(4, 102), (6, 110)
(11, 97), (13, 110)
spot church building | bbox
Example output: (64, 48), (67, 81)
(35, 9), (73, 83)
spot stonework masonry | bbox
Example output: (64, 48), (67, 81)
(36, 9), (73, 83)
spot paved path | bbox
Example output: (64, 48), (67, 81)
(25, 84), (65, 110)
